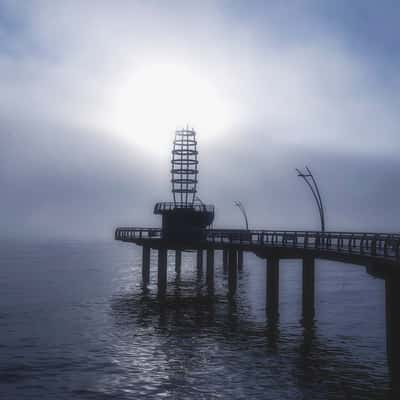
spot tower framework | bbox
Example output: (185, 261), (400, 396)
(154, 127), (214, 240)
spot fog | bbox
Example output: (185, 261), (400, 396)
(0, 1), (399, 240)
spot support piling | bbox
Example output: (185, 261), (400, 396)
(228, 249), (238, 296)
(175, 250), (182, 274)
(266, 256), (279, 321)
(157, 248), (168, 297)
(206, 249), (214, 293)
(196, 249), (203, 281)
(238, 250), (244, 271)
(197, 250), (203, 270)
(142, 246), (150, 285)
(302, 256), (315, 323)
(385, 271), (400, 383)
(223, 249), (228, 273)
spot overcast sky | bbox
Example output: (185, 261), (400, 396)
(1, 0), (399, 240)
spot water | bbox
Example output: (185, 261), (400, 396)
(0, 240), (394, 399)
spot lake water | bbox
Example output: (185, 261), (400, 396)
(0, 239), (395, 399)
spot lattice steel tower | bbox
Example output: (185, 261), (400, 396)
(154, 127), (214, 240)
(171, 128), (198, 207)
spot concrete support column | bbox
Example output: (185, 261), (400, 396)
(302, 256), (315, 323)
(228, 249), (238, 296)
(223, 249), (228, 273)
(206, 249), (214, 292)
(197, 250), (203, 271)
(175, 250), (182, 274)
(196, 250), (203, 282)
(266, 256), (279, 321)
(385, 272), (400, 381)
(237, 250), (244, 271)
(157, 248), (168, 297)
(142, 246), (151, 285)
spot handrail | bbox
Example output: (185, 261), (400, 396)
(114, 227), (400, 262)
(153, 202), (215, 214)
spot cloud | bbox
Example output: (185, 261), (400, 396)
(0, 1), (399, 239)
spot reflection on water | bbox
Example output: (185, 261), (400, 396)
(110, 289), (390, 399)
(0, 241), (396, 399)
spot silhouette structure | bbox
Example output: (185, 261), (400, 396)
(153, 128), (214, 240)
(115, 127), (400, 384)
(296, 166), (325, 232)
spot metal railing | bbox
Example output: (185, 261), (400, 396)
(115, 227), (162, 241)
(115, 228), (400, 262)
(153, 202), (215, 214)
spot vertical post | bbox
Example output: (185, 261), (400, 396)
(237, 250), (244, 271)
(157, 248), (168, 297)
(302, 256), (315, 323)
(175, 250), (182, 274)
(196, 249), (203, 282)
(197, 250), (203, 271)
(206, 249), (214, 292)
(228, 249), (238, 296)
(142, 246), (150, 285)
(385, 271), (400, 382)
(266, 256), (279, 321)
(223, 249), (228, 273)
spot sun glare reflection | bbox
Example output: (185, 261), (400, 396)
(109, 63), (233, 154)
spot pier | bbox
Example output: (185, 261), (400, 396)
(115, 227), (400, 379)
(115, 127), (400, 382)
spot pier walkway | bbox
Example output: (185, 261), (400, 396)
(115, 227), (400, 380)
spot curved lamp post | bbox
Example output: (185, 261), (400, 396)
(234, 201), (249, 231)
(296, 166), (325, 232)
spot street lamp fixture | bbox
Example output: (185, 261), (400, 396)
(234, 201), (249, 231)
(296, 166), (325, 232)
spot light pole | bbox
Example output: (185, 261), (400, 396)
(234, 201), (249, 231)
(296, 166), (325, 232)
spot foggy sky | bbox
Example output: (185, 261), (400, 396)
(1, 1), (399, 240)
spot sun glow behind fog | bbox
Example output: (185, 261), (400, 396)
(109, 63), (234, 155)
